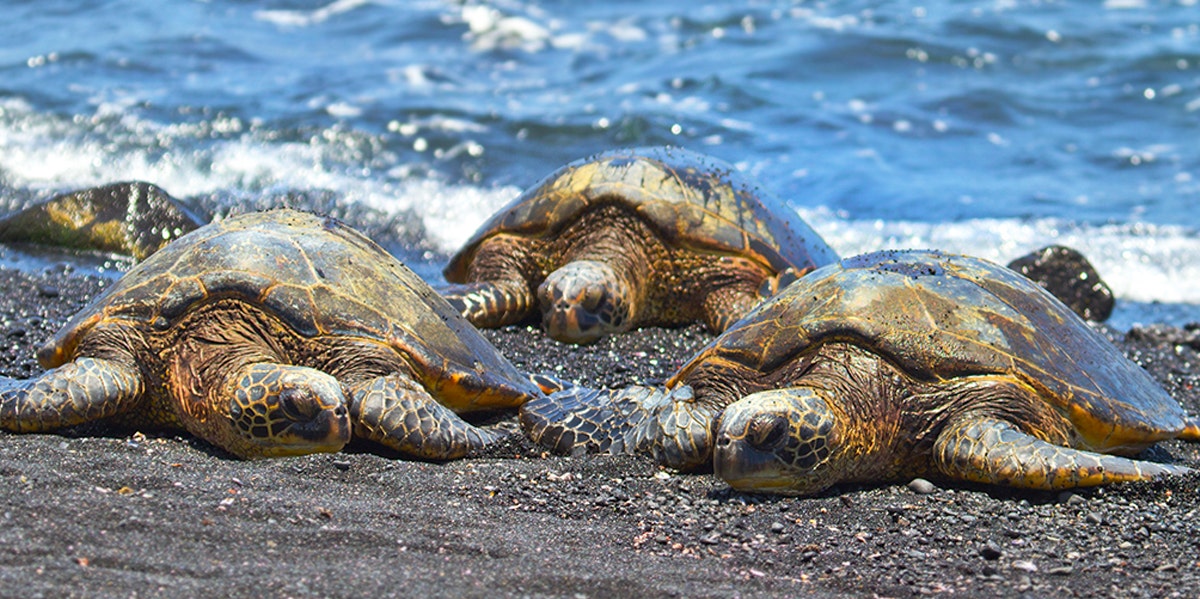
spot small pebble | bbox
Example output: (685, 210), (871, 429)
(1086, 511), (1103, 525)
(1011, 560), (1038, 573)
(979, 542), (1002, 561)
(907, 478), (937, 494)
(770, 522), (785, 534)
(332, 460), (351, 471)
(1058, 491), (1086, 505)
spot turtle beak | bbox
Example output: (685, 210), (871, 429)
(281, 401), (352, 446)
(713, 432), (799, 493)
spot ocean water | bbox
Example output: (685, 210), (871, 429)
(1, 0), (1198, 329)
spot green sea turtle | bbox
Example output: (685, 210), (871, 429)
(441, 146), (838, 344)
(0, 209), (539, 459)
(0, 181), (203, 261)
(521, 250), (1199, 494)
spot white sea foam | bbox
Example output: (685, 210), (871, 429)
(800, 206), (1200, 327)
(0, 99), (518, 251)
(460, 5), (552, 53)
(253, 0), (374, 28)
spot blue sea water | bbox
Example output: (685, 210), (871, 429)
(1, 0), (1198, 329)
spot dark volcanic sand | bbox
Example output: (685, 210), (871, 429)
(1, 263), (1198, 598)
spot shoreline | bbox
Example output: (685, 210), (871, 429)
(0, 263), (1198, 597)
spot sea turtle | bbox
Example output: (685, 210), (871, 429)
(0, 181), (203, 260)
(441, 146), (838, 344)
(521, 250), (1199, 494)
(0, 209), (540, 459)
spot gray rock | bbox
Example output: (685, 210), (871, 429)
(908, 478), (938, 494)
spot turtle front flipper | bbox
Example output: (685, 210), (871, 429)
(933, 416), (1192, 490)
(519, 377), (715, 471)
(0, 357), (143, 431)
(439, 281), (536, 329)
(0, 182), (203, 260)
(703, 285), (764, 333)
(703, 260), (805, 333)
(349, 374), (507, 460)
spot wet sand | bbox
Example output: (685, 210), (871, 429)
(0, 263), (1197, 598)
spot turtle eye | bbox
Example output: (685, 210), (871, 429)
(579, 284), (605, 312)
(747, 413), (788, 450)
(278, 387), (320, 421)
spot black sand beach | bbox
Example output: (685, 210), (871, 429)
(0, 262), (1198, 598)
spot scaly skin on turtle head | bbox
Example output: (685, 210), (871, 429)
(215, 363), (352, 459)
(537, 260), (636, 344)
(713, 387), (844, 496)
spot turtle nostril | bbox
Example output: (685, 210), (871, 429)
(716, 434), (732, 448)
(333, 404), (348, 418)
(748, 413), (788, 450)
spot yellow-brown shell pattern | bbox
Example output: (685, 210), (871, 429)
(39, 210), (537, 410)
(673, 249), (1191, 452)
(444, 146), (837, 281)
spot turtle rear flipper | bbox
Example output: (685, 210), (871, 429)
(349, 374), (507, 461)
(519, 382), (714, 471)
(0, 182), (203, 260)
(933, 416), (1191, 489)
(0, 357), (143, 431)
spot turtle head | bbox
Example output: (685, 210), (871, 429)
(220, 363), (352, 459)
(538, 260), (636, 345)
(713, 387), (847, 496)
